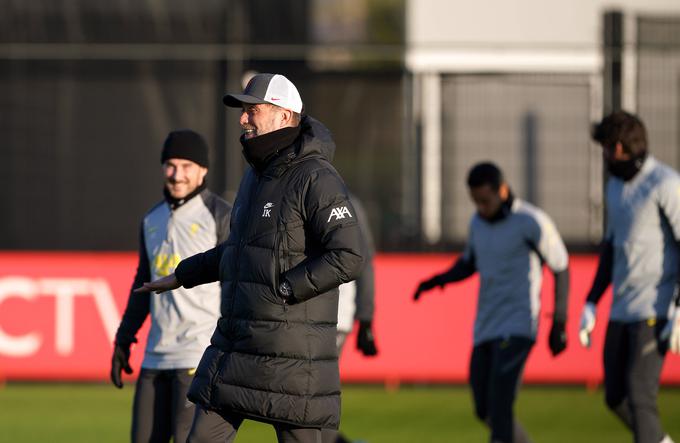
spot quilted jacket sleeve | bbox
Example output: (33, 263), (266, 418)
(283, 167), (364, 302)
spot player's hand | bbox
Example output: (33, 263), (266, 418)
(357, 321), (378, 356)
(413, 276), (443, 301)
(133, 274), (180, 294)
(579, 302), (597, 348)
(548, 320), (567, 356)
(660, 309), (680, 354)
(110, 342), (133, 388)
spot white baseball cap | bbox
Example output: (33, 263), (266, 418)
(223, 73), (303, 114)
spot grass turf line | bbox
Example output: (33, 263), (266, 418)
(0, 383), (678, 442)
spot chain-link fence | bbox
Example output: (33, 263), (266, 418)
(440, 73), (601, 247)
(637, 16), (680, 170)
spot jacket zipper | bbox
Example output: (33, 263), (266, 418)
(212, 178), (260, 397)
(228, 175), (262, 328)
(274, 230), (281, 292)
(275, 229), (289, 318)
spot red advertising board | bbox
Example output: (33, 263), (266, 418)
(0, 252), (146, 381)
(0, 252), (678, 385)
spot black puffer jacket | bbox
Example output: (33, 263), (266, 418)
(175, 116), (364, 429)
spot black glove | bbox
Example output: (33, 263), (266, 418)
(110, 342), (133, 388)
(413, 275), (443, 301)
(548, 320), (567, 356)
(357, 321), (378, 356)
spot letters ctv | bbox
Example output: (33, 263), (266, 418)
(0, 252), (134, 381)
(0, 277), (120, 357)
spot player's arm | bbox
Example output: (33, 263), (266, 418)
(351, 195), (378, 356)
(549, 267), (570, 356)
(355, 254), (375, 323)
(412, 252), (477, 301)
(111, 223), (151, 388)
(530, 214), (570, 356)
(115, 224), (152, 344)
(352, 195), (376, 323)
(585, 239), (613, 305)
(579, 239), (613, 347)
(657, 178), (680, 352)
(354, 254), (378, 356)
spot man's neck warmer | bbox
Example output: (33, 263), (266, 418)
(607, 151), (648, 181)
(240, 126), (302, 173)
(163, 181), (206, 210)
(485, 190), (515, 223)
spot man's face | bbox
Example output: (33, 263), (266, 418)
(601, 141), (630, 165)
(163, 158), (207, 199)
(239, 103), (287, 139)
(469, 183), (506, 220)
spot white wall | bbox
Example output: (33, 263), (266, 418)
(407, 0), (680, 47)
(406, 0), (680, 72)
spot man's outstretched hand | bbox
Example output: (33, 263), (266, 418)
(133, 274), (180, 294)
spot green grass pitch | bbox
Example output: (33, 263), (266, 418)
(0, 382), (678, 442)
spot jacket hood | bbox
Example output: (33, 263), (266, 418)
(297, 115), (336, 162)
(248, 116), (336, 178)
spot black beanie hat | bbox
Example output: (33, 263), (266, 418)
(161, 130), (210, 168)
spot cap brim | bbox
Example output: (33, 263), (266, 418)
(223, 93), (268, 107)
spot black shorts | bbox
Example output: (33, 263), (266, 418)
(131, 367), (196, 443)
(469, 336), (534, 442)
(603, 319), (668, 443)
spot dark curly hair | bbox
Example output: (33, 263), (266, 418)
(467, 162), (504, 191)
(591, 110), (647, 156)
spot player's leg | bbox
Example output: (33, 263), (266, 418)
(603, 321), (634, 430)
(627, 319), (667, 443)
(469, 341), (492, 426)
(170, 368), (197, 443)
(131, 368), (172, 443)
(487, 337), (533, 443)
(186, 406), (242, 443)
(275, 423), (323, 443)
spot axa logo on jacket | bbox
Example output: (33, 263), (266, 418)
(327, 206), (352, 222)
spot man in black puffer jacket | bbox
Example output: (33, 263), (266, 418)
(135, 73), (364, 443)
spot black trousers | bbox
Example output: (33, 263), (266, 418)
(603, 319), (668, 443)
(186, 406), (325, 443)
(131, 367), (196, 443)
(469, 337), (534, 443)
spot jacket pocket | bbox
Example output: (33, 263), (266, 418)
(273, 230), (285, 306)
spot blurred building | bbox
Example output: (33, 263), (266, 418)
(408, 0), (680, 248)
(1, 0), (680, 251)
